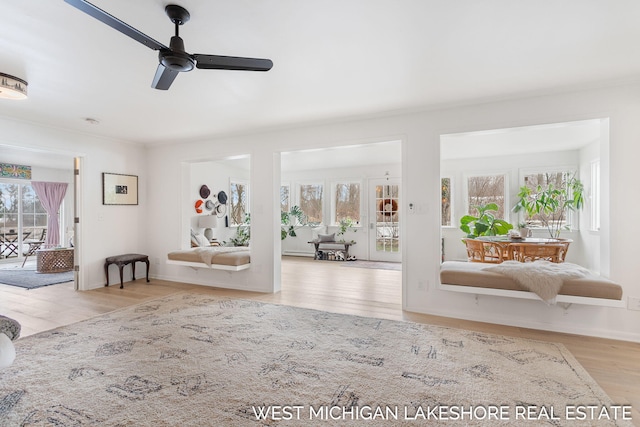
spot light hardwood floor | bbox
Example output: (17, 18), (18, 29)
(1, 256), (638, 424)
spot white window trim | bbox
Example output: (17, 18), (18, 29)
(589, 160), (600, 233)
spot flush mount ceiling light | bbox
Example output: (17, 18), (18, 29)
(0, 73), (28, 100)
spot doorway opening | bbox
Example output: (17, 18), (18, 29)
(279, 139), (402, 301)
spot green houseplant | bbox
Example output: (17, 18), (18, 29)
(512, 174), (584, 239)
(336, 218), (358, 243)
(459, 203), (513, 238)
(281, 205), (307, 240)
(227, 213), (251, 246)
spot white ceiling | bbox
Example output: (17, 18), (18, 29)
(2, 1), (640, 148)
(441, 119), (602, 160)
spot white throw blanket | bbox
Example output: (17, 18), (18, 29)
(193, 247), (249, 267)
(484, 261), (592, 304)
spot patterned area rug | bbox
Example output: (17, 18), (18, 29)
(0, 268), (73, 289)
(0, 294), (632, 426)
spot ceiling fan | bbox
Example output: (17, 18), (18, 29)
(64, 0), (273, 90)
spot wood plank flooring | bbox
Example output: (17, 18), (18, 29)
(1, 256), (638, 425)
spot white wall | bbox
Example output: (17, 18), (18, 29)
(0, 117), (148, 290)
(146, 82), (640, 342)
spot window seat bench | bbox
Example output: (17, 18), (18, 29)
(439, 261), (624, 307)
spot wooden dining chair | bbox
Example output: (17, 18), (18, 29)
(463, 238), (506, 263)
(508, 243), (565, 263)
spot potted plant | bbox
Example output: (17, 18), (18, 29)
(336, 218), (358, 243)
(517, 222), (531, 238)
(281, 205), (307, 240)
(459, 203), (513, 238)
(227, 213), (251, 246)
(512, 174), (584, 239)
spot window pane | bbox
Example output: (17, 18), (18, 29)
(375, 184), (399, 253)
(467, 175), (505, 218)
(229, 182), (248, 226)
(280, 185), (289, 214)
(299, 184), (323, 225)
(335, 183), (360, 224)
(441, 178), (451, 226)
(0, 183), (20, 237)
(522, 171), (569, 228)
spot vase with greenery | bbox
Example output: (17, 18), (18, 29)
(512, 174), (584, 239)
(336, 218), (358, 243)
(281, 205), (307, 240)
(459, 203), (513, 238)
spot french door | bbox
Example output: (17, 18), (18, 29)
(368, 178), (401, 262)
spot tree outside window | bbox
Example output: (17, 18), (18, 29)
(441, 177), (451, 226)
(467, 174), (506, 218)
(280, 185), (290, 220)
(229, 181), (248, 226)
(334, 182), (360, 225)
(299, 183), (323, 225)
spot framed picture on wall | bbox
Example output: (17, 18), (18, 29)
(102, 172), (138, 205)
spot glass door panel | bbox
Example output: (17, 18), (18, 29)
(369, 179), (401, 262)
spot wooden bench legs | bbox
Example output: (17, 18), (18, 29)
(104, 254), (150, 289)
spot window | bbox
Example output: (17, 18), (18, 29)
(0, 181), (48, 258)
(229, 180), (249, 226)
(467, 174), (506, 218)
(298, 183), (323, 225)
(441, 177), (452, 226)
(590, 160), (600, 231)
(0, 182), (19, 238)
(520, 170), (577, 229)
(334, 182), (360, 225)
(22, 184), (47, 238)
(280, 184), (290, 216)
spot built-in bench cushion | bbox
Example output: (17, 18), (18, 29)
(167, 248), (250, 267)
(440, 261), (623, 301)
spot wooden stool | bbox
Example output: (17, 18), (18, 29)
(104, 254), (150, 289)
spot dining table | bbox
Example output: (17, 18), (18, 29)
(476, 235), (573, 263)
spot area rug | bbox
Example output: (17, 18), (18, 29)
(0, 294), (632, 426)
(341, 260), (402, 271)
(0, 268), (73, 289)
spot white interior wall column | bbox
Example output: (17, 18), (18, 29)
(249, 148), (281, 293)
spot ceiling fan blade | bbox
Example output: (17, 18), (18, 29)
(151, 64), (179, 90)
(64, 0), (168, 51)
(193, 54), (273, 71)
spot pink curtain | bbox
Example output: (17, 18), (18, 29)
(31, 181), (68, 247)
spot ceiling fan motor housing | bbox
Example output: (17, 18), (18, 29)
(160, 36), (195, 71)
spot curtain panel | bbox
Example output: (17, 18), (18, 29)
(30, 181), (68, 247)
